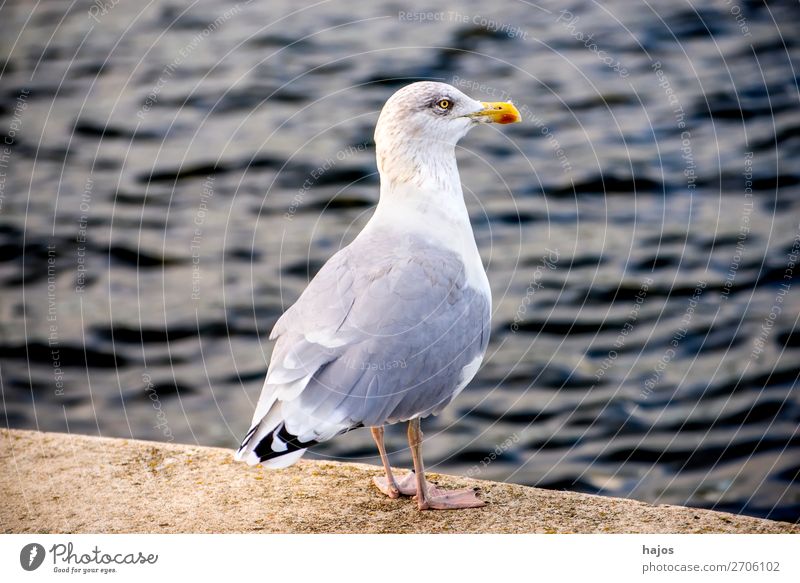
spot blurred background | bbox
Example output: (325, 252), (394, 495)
(1, 0), (798, 522)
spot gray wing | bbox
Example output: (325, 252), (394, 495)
(237, 230), (489, 464)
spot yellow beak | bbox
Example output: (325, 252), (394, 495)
(471, 101), (522, 124)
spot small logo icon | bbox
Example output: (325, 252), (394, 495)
(20, 543), (46, 571)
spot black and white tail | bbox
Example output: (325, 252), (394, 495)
(234, 402), (318, 468)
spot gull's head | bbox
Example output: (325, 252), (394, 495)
(374, 81), (521, 188)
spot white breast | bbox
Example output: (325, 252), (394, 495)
(359, 180), (491, 299)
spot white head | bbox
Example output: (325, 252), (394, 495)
(374, 81), (520, 191)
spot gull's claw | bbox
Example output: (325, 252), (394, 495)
(417, 484), (485, 510)
(373, 471), (418, 498)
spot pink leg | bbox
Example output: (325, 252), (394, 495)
(407, 419), (484, 510)
(371, 426), (416, 497)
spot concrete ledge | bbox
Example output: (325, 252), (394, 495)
(1, 429), (797, 534)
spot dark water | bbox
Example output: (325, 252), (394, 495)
(1, 0), (799, 522)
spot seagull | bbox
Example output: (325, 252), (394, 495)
(235, 81), (520, 510)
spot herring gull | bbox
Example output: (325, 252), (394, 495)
(235, 81), (521, 510)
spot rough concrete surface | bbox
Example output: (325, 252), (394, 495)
(1, 429), (797, 534)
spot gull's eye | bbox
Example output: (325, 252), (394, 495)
(436, 99), (452, 110)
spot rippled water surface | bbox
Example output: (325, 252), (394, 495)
(1, 0), (799, 522)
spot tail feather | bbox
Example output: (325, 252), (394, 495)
(234, 402), (317, 468)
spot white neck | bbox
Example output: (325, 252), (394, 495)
(360, 147), (490, 295)
(376, 138), (460, 194)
